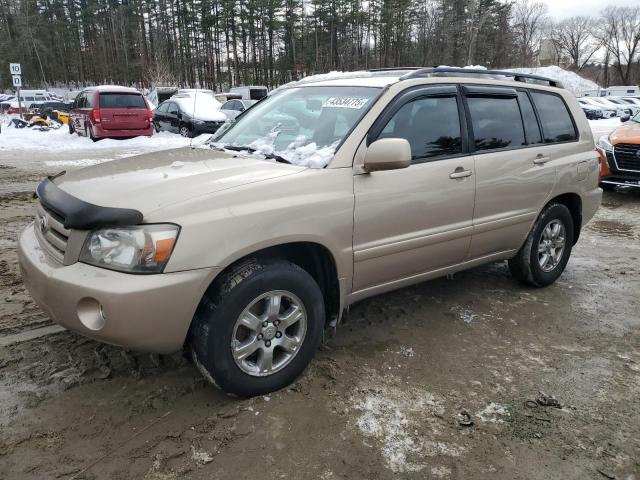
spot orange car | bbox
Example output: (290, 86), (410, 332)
(596, 114), (640, 189)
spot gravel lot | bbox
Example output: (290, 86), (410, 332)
(0, 140), (639, 480)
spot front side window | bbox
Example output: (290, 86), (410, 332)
(530, 92), (578, 143)
(209, 86), (380, 168)
(467, 96), (526, 151)
(378, 95), (462, 161)
(166, 102), (178, 115)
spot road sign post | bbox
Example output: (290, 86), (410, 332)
(9, 63), (22, 120)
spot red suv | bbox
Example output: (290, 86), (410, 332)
(69, 86), (153, 141)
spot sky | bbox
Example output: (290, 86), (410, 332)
(540, 0), (639, 20)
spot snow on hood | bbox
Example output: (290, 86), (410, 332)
(211, 132), (338, 169)
(173, 95), (226, 122)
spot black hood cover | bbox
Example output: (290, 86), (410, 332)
(36, 178), (143, 230)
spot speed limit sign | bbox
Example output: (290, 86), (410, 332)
(9, 63), (21, 75)
(12, 75), (22, 87)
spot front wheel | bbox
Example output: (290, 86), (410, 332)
(179, 125), (192, 138)
(189, 259), (325, 397)
(508, 203), (574, 287)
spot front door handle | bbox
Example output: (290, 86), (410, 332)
(534, 154), (551, 165)
(449, 168), (473, 179)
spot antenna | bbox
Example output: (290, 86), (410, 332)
(190, 87), (197, 149)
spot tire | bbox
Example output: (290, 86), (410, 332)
(508, 203), (574, 288)
(179, 124), (192, 138)
(189, 258), (325, 397)
(154, 122), (160, 133)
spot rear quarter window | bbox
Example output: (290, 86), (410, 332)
(531, 92), (578, 143)
(99, 93), (146, 109)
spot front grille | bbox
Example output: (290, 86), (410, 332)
(613, 144), (640, 172)
(35, 202), (69, 262)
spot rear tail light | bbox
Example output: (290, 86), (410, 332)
(92, 108), (101, 123)
(147, 109), (153, 122)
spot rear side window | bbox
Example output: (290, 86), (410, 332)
(99, 93), (146, 109)
(467, 96), (526, 151)
(517, 91), (543, 145)
(378, 95), (462, 161)
(530, 92), (578, 143)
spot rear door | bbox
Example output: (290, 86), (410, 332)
(98, 93), (148, 130)
(466, 87), (558, 258)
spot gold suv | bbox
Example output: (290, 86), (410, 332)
(18, 68), (602, 396)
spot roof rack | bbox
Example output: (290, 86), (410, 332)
(399, 67), (563, 88)
(366, 67), (422, 72)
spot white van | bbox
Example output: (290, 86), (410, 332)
(229, 86), (268, 100)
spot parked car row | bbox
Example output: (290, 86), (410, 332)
(578, 95), (640, 120)
(5, 84), (266, 140)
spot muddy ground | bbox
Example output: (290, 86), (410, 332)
(0, 148), (639, 480)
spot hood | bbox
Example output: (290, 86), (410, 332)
(54, 147), (306, 215)
(610, 121), (640, 145)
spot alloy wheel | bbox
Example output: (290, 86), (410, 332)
(231, 290), (307, 377)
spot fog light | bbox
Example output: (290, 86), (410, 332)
(77, 297), (106, 331)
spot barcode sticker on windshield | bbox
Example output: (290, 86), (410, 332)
(322, 97), (369, 109)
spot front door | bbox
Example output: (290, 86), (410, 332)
(352, 86), (476, 294)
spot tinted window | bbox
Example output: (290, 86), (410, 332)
(166, 102), (178, 114)
(530, 92), (578, 143)
(221, 101), (233, 110)
(99, 93), (146, 109)
(378, 95), (462, 161)
(156, 102), (168, 113)
(467, 96), (525, 151)
(517, 91), (543, 145)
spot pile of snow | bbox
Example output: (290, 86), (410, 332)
(0, 119), (207, 153)
(211, 132), (338, 168)
(173, 94), (225, 121)
(505, 66), (599, 96)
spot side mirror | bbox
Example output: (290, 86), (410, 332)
(621, 114), (631, 123)
(363, 138), (411, 173)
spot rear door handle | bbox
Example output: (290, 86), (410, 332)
(449, 169), (473, 179)
(533, 154), (551, 165)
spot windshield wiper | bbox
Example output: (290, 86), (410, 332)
(213, 145), (291, 164)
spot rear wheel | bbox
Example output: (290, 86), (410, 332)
(189, 259), (325, 397)
(508, 203), (574, 287)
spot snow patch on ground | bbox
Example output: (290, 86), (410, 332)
(476, 403), (511, 424)
(451, 305), (479, 324)
(350, 371), (463, 474)
(0, 118), (208, 154)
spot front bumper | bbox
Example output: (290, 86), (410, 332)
(18, 224), (215, 353)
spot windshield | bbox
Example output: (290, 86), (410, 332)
(208, 86), (380, 168)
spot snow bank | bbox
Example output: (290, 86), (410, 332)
(0, 120), (207, 153)
(173, 95), (225, 121)
(505, 66), (599, 96)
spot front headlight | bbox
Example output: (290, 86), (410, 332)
(597, 135), (613, 152)
(80, 224), (180, 273)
